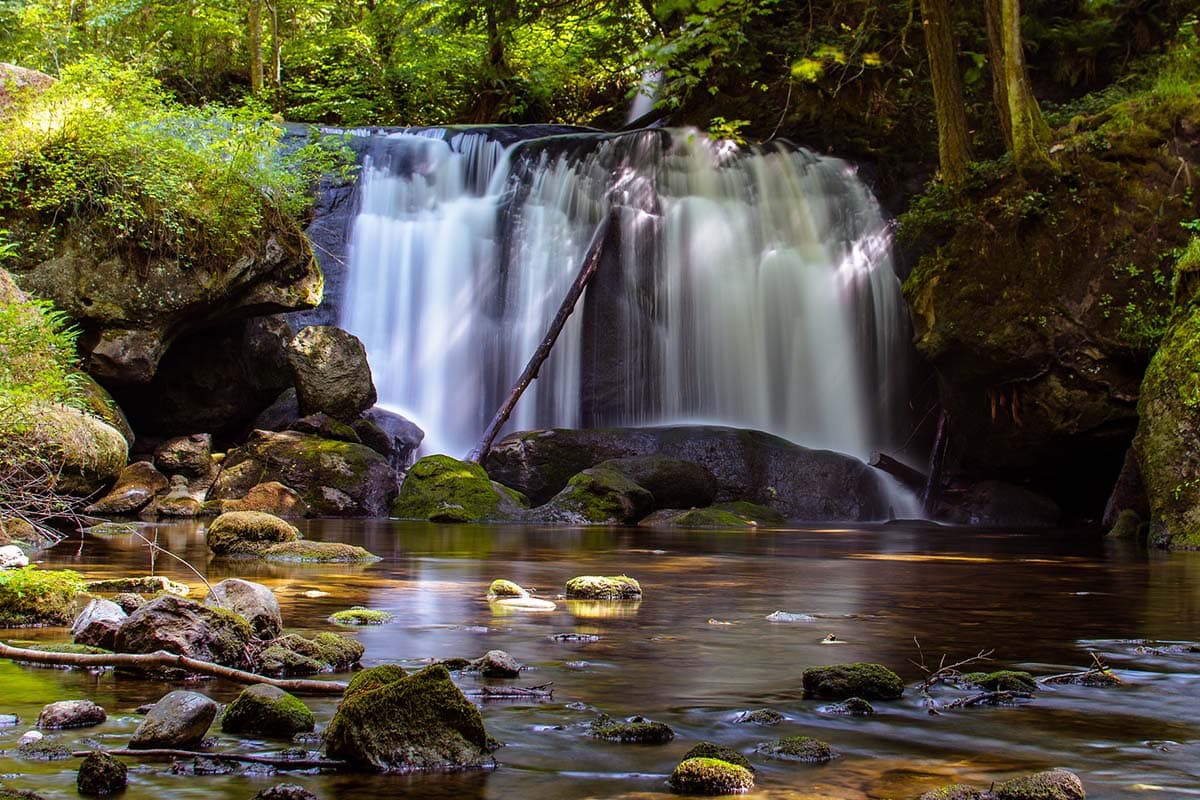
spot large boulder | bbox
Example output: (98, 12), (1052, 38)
(0, 63), (54, 111)
(114, 595), (254, 668)
(128, 690), (217, 749)
(203, 578), (282, 639)
(598, 455), (717, 509)
(357, 408), (424, 472)
(218, 481), (308, 517)
(220, 684), (314, 738)
(209, 430), (397, 516)
(392, 455), (527, 522)
(153, 434), (213, 479)
(527, 465), (653, 525)
(286, 325), (376, 422)
(206, 511), (300, 556)
(84, 461), (168, 515)
(801, 662), (904, 701)
(20, 405), (127, 497)
(484, 426), (892, 521)
(70, 599), (127, 650)
(323, 664), (493, 771)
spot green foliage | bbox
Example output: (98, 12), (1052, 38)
(0, 58), (352, 269)
(0, 297), (80, 426)
(0, 566), (85, 626)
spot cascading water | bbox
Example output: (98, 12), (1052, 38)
(340, 126), (911, 467)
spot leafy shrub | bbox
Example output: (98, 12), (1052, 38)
(0, 566), (85, 626)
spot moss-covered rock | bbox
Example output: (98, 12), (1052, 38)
(801, 662), (904, 700)
(529, 465), (654, 525)
(85, 575), (189, 596)
(329, 606), (393, 625)
(20, 404), (128, 497)
(995, 768), (1086, 800)
(590, 716), (674, 744)
(594, 455), (718, 509)
(0, 567), (84, 626)
(83, 522), (140, 536)
(76, 750), (127, 796)
(487, 579), (528, 598)
(221, 684), (315, 738)
(210, 430), (397, 517)
(1106, 508), (1144, 540)
(114, 594), (254, 669)
(668, 757), (755, 795)
(754, 735), (837, 763)
(206, 510), (300, 556)
(323, 663), (493, 771)
(1134, 303), (1200, 549)
(565, 575), (642, 599)
(733, 708), (783, 726)
(391, 455), (528, 522)
(263, 632), (364, 675)
(639, 507), (757, 529)
(824, 696), (875, 715)
(343, 664), (409, 699)
(918, 786), (989, 800)
(963, 670), (1038, 693)
(264, 540), (380, 563)
(679, 742), (754, 772)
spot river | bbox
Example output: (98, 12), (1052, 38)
(1, 521), (1198, 798)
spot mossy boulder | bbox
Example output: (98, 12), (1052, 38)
(20, 404), (128, 497)
(391, 455), (528, 522)
(323, 663), (493, 771)
(1133, 304), (1200, 549)
(1106, 508), (1144, 540)
(589, 716), (675, 744)
(595, 455), (718, 509)
(680, 742), (753, 772)
(204, 578), (282, 639)
(263, 540), (380, 562)
(221, 684), (315, 738)
(824, 696), (875, 715)
(755, 735), (837, 763)
(963, 670), (1038, 693)
(209, 430), (398, 517)
(206, 510), (300, 556)
(85, 575), (189, 596)
(257, 632), (364, 675)
(995, 768), (1086, 800)
(114, 594), (254, 668)
(565, 575), (642, 599)
(487, 579), (528, 598)
(528, 465), (654, 524)
(801, 662), (904, 700)
(0, 567), (84, 626)
(668, 757), (755, 795)
(733, 708), (783, 725)
(640, 505), (774, 528)
(343, 664), (409, 699)
(76, 750), (127, 796)
(286, 325), (377, 422)
(918, 786), (989, 800)
(128, 690), (218, 749)
(329, 606), (392, 625)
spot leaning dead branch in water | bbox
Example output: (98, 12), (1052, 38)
(910, 638), (995, 715)
(0, 641), (347, 694)
(944, 690), (1033, 708)
(72, 748), (346, 770)
(1039, 651), (1123, 686)
(465, 682), (554, 699)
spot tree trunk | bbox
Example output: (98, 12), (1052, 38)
(267, 0), (281, 91)
(920, 0), (971, 184)
(983, 0), (1013, 149)
(248, 0), (265, 96)
(1000, 0), (1053, 177)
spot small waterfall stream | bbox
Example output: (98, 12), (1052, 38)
(340, 126), (911, 461)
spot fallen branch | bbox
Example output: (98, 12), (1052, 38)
(869, 451), (928, 494)
(465, 683), (553, 700)
(0, 641), (347, 695)
(72, 748), (346, 770)
(1039, 651), (1122, 686)
(944, 690), (1032, 709)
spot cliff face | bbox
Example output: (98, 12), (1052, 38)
(901, 91), (1200, 514)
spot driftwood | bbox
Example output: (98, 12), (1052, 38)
(465, 683), (553, 700)
(72, 748), (346, 770)
(0, 641), (347, 695)
(868, 452), (928, 494)
(921, 409), (951, 516)
(467, 209), (617, 463)
(944, 690), (1033, 709)
(1039, 652), (1123, 686)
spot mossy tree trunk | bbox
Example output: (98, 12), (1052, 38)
(248, 0), (264, 96)
(983, 0), (1013, 148)
(1000, 0), (1053, 177)
(920, 0), (972, 184)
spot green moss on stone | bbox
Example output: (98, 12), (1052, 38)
(565, 575), (641, 600)
(221, 684), (315, 738)
(85, 576), (189, 596)
(547, 466), (654, 524)
(713, 502), (787, 527)
(0, 567), (85, 627)
(263, 540), (380, 562)
(487, 579), (528, 598)
(84, 523), (139, 536)
(258, 632), (364, 676)
(825, 696), (875, 715)
(801, 662), (904, 700)
(755, 735), (837, 763)
(963, 670), (1038, 693)
(668, 757), (755, 795)
(995, 768), (1086, 800)
(25, 643), (110, 656)
(733, 708), (783, 725)
(680, 742), (753, 772)
(344, 664), (409, 700)
(329, 606), (392, 626)
(1106, 508), (1144, 540)
(206, 511), (299, 556)
(918, 786), (989, 800)
(76, 750), (127, 796)
(391, 455), (527, 522)
(590, 717), (674, 744)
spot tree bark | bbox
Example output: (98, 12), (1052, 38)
(0, 641), (347, 695)
(249, 0), (265, 96)
(869, 452), (929, 494)
(467, 209), (616, 464)
(1000, 0), (1053, 177)
(919, 0), (971, 184)
(983, 0), (1013, 148)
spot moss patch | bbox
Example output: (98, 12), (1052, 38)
(85, 576), (189, 596)
(329, 606), (393, 625)
(589, 716), (674, 744)
(487, 579), (528, 598)
(962, 670), (1038, 693)
(538, 466), (654, 525)
(995, 768), (1086, 800)
(668, 757), (755, 794)
(264, 541), (379, 562)
(258, 632), (364, 675)
(221, 684), (315, 738)
(801, 662), (904, 700)
(391, 455), (527, 522)
(206, 511), (299, 556)
(680, 742), (753, 772)
(755, 735), (837, 763)
(918, 786), (989, 800)
(0, 567), (84, 627)
(565, 575), (641, 600)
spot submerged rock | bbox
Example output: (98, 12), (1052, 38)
(206, 510), (300, 556)
(264, 540), (379, 563)
(590, 716), (674, 744)
(918, 786), (990, 800)
(962, 670), (1038, 693)
(250, 785), (319, 800)
(329, 607), (392, 625)
(823, 696), (875, 715)
(995, 768), (1086, 800)
(391, 455), (528, 522)
(668, 757), (755, 795)
(801, 662), (904, 700)
(129, 690), (218, 749)
(733, 708), (783, 726)
(257, 632), (364, 675)
(323, 664), (494, 771)
(76, 751), (127, 796)
(565, 575), (642, 599)
(221, 684), (314, 738)
(755, 735), (837, 763)
(36, 700), (106, 730)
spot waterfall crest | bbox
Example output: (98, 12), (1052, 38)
(341, 127), (911, 461)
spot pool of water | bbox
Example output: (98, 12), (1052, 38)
(1, 520), (1198, 799)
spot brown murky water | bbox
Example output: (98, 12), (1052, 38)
(1, 520), (1199, 799)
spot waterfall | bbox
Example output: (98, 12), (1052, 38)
(340, 126), (911, 462)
